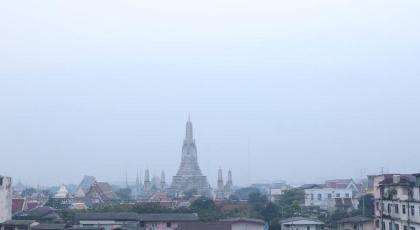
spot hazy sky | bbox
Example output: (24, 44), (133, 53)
(1, 0), (419, 187)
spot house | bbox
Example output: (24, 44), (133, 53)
(304, 179), (363, 211)
(176, 217), (266, 230)
(373, 174), (420, 230)
(13, 206), (63, 223)
(85, 182), (117, 203)
(31, 224), (67, 230)
(138, 213), (199, 230)
(336, 216), (373, 230)
(0, 220), (38, 230)
(76, 212), (200, 230)
(279, 217), (324, 230)
(76, 212), (139, 230)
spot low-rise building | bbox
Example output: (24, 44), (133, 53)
(176, 218), (266, 230)
(0, 220), (38, 230)
(373, 174), (420, 230)
(304, 179), (363, 211)
(336, 216), (373, 230)
(279, 217), (324, 230)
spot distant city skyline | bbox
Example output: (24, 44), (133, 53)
(1, 0), (420, 187)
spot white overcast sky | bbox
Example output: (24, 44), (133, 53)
(0, 0), (419, 187)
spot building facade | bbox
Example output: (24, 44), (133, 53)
(0, 176), (12, 223)
(374, 174), (420, 230)
(304, 179), (363, 211)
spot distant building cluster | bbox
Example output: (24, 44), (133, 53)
(1, 118), (420, 230)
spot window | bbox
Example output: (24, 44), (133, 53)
(376, 202), (380, 211)
(346, 193), (350, 198)
(389, 223), (393, 230)
(404, 226), (408, 230)
(411, 205), (415, 216)
(394, 224), (399, 230)
(307, 226), (310, 230)
(166, 222), (171, 228)
(410, 227), (415, 230)
(311, 194), (314, 200)
(318, 194), (322, 200)
(336, 193), (341, 198)
(328, 194), (332, 200)
(388, 204), (392, 213)
(395, 204), (399, 214)
(403, 205), (406, 214)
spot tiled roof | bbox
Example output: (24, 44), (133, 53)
(176, 222), (230, 230)
(76, 212), (139, 221)
(337, 216), (373, 224)
(221, 217), (265, 225)
(139, 213), (199, 222)
(279, 217), (324, 225)
(0, 220), (37, 226)
(12, 198), (26, 214)
(31, 224), (66, 230)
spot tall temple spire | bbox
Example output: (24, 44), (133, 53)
(168, 117), (212, 198)
(185, 116), (193, 140)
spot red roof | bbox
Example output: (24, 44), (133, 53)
(325, 179), (353, 189)
(12, 198), (26, 214)
(26, 201), (40, 210)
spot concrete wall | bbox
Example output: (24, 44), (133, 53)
(305, 188), (357, 210)
(232, 222), (265, 230)
(281, 224), (321, 230)
(0, 176), (12, 223)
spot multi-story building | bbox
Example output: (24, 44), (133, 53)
(304, 179), (363, 211)
(373, 174), (420, 230)
(0, 176), (12, 223)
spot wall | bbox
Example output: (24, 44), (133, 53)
(0, 176), (12, 223)
(232, 222), (265, 230)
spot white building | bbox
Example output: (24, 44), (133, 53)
(304, 179), (363, 211)
(280, 217), (324, 230)
(374, 174), (420, 230)
(0, 176), (12, 223)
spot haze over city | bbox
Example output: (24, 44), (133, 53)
(1, 0), (420, 187)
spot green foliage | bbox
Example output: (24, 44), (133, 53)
(234, 187), (260, 200)
(115, 188), (132, 202)
(190, 197), (222, 221)
(276, 188), (304, 218)
(21, 188), (37, 197)
(358, 194), (374, 217)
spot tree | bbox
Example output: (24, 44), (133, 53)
(116, 188), (132, 202)
(234, 187), (260, 200)
(21, 188), (37, 197)
(358, 194), (374, 217)
(190, 197), (222, 221)
(276, 189), (304, 218)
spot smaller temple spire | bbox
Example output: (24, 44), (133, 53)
(160, 171), (166, 191)
(136, 170), (140, 200)
(144, 169), (151, 193)
(227, 170), (232, 186)
(217, 168), (224, 190)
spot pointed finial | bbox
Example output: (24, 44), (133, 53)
(188, 114), (191, 122)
